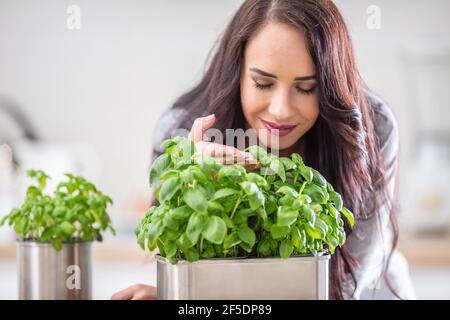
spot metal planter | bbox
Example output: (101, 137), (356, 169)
(157, 253), (330, 300)
(16, 240), (92, 300)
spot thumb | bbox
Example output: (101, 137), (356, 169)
(188, 114), (216, 142)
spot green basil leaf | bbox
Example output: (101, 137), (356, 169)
(60, 221), (75, 236)
(262, 218), (273, 232)
(183, 188), (208, 214)
(164, 241), (177, 258)
(291, 153), (304, 166)
(270, 158), (286, 182)
(160, 138), (177, 150)
(175, 136), (196, 159)
(247, 145), (269, 164)
(246, 173), (268, 190)
(158, 177), (181, 203)
(265, 195), (278, 215)
(202, 215), (227, 245)
(276, 206), (298, 227)
(240, 181), (265, 210)
(163, 213), (181, 231)
(223, 232), (241, 249)
(237, 225), (256, 247)
(169, 205), (192, 220)
(52, 238), (63, 251)
(186, 212), (207, 244)
(218, 166), (242, 182)
(291, 225), (306, 250)
(341, 207), (355, 227)
(279, 239), (294, 258)
(312, 169), (327, 188)
(329, 191), (343, 211)
(336, 228), (346, 246)
(303, 183), (327, 203)
(278, 194), (295, 207)
(305, 223), (325, 240)
(221, 212), (235, 229)
(315, 217), (329, 235)
(212, 188), (238, 200)
(184, 248), (199, 262)
(280, 157), (296, 171)
(176, 233), (195, 250)
(149, 153), (172, 186)
(147, 218), (164, 245)
(326, 234), (338, 254)
(257, 238), (272, 256)
(207, 201), (225, 212)
(270, 224), (290, 240)
(276, 186), (298, 198)
(302, 206), (316, 227)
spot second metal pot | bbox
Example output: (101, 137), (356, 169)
(16, 240), (92, 300)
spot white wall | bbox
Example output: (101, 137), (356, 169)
(0, 0), (242, 229)
(336, 0), (450, 231)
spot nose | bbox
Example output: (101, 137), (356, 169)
(267, 87), (296, 122)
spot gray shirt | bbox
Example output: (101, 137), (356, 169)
(150, 89), (416, 299)
(342, 89), (416, 299)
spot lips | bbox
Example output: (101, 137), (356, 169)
(260, 119), (297, 136)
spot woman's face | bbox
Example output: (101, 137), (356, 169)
(240, 22), (320, 151)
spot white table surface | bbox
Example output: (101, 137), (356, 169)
(0, 259), (156, 300)
(1, 260), (449, 299)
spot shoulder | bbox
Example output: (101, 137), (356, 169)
(363, 88), (399, 160)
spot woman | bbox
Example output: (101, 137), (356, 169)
(112, 0), (415, 300)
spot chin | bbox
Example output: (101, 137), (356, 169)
(278, 139), (298, 150)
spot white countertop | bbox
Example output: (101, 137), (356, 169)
(0, 259), (156, 300)
(1, 259), (450, 299)
(1, 235), (450, 299)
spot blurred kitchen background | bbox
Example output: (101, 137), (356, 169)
(0, 0), (449, 299)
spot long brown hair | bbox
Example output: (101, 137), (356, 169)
(169, 0), (399, 299)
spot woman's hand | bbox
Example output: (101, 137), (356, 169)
(111, 284), (157, 300)
(188, 114), (260, 170)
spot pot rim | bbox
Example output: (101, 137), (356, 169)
(16, 238), (93, 246)
(156, 252), (330, 264)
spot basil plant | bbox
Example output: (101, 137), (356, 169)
(135, 136), (354, 264)
(0, 169), (115, 250)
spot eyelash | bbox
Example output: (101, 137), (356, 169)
(253, 81), (317, 95)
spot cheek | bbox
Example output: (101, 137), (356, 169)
(240, 81), (266, 123)
(296, 97), (320, 127)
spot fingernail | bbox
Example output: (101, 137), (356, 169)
(204, 114), (215, 120)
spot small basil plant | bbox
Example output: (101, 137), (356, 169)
(0, 169), (116, 250)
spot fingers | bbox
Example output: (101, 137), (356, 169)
(188, 114), (216, 142)
(131, 286), (157, 300)
(188, 114), (260, 168)
(111, 284), (157, 300)
(195, 141), (258, 166)
(111, 285), (136, 300)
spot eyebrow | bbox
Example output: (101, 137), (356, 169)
(249, 67), (316, 81)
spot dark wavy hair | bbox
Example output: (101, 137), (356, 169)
(168, 0), (399, 299)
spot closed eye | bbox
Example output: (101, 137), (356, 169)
(253, 80), (273, 90)
(295, 85), (317, 95)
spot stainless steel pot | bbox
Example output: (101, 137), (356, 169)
(16, 240), (92, 300)
(157, 253), (330, 300)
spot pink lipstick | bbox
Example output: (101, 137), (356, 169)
(260, 119), (297, 136)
